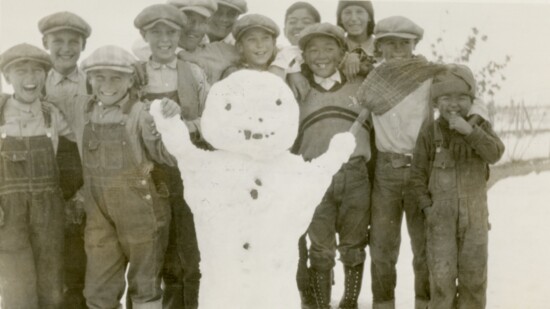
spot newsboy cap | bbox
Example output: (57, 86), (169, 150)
(38, 11), (91, 39)
(134, 4), (187, 30)
(0, 43), (52, 72)
(81, 45), (137, 74)
(167, 0), (218, 18)
(298, 22), (347, 51)
(232, 14), (280, 41)
(431, 64), (477, 101)
(374, 16), (423, 43)
(218, 0), (248, 14)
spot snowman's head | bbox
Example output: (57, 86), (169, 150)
(201, 70), (299, 160)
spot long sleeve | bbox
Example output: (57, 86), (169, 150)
(410, 120), (435, 211)
(464, 120), (505, 164)
(138, 109), (177, 167)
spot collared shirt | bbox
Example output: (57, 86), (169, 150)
(144, 58), (178, 94)
(0, 96), (74, 153)
(56, 94), (174, 166)
(45, 67), (88, 101)
(346, 36), (375, 57)
(372, 79), (432, 154)
(313, 71), (342, 91)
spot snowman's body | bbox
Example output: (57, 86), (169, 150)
(149, 70), (355, 308)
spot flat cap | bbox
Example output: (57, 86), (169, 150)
(218, 0), (248, 14)
(38, 11), (91, 39)
(0, 43), (52, 72)
(374, 16), (423, 43)
(298, 22), (346, 51)
(167, 0), (218, 18)
(232, 14), (280, 41)
(135, 4), (187, 30)
(431, 64), (477, 101)
(81, 45), (137, 74)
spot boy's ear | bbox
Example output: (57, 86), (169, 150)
(42, 36), (50, 50)
(236, 41), (244, 55)
(140, 30), (148, 42)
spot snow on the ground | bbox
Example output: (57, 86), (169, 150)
(331, 171), (550, 309)
(120, 171), (550, 309)
(499, 132), (550, 164)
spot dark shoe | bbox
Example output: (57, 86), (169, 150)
(338, 264), (364, 309)
(310, 268), (332, 309)
(300, 288), (317, 309)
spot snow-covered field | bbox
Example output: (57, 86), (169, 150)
(329, 171), (550, 309)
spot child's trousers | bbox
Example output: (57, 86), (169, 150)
(425, 147), (489, 309)
(0, 135), (64, 309)
(81, 120), (170, 309)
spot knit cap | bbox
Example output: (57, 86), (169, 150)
(336, 0), (375, 32)
(431, 64), (477, 101)
(232, 14), (280, 41)
(0, 43), (52, 72)
(167, 0), (218, 18)
(374, 16), (423, 44)
(134, 4), (187, 30)
(298, 23), (347, 51)
(81, 45), (137, 74)
(38, 11), (92, 39)
(218, 0), (248, 14)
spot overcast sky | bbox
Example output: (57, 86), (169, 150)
(1, 0), (549, 106)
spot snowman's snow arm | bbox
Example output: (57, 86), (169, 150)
(149, 99), (202, 160)
(309, 132), (356, 176)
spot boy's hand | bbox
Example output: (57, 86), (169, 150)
(160, 98), (181, 118)
(341, 52), (361, 81)
(449, 114), (474, 135)
(65, 193), (85, 225)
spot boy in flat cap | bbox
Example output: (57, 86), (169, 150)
(207, 0), (248, 44)
(221, 14), (279, 78)
(410, 64), (504, 309)
(54, 45), (180, 309)
(169, 0), (241, 84)
(38, 11), (91, 308)
(0, 43), (74, 309)
(134, 4), (209, 309)
(292, 23), (371, 309)
(356, 16), (490, 309)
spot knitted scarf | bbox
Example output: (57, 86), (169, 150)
(357, 56), (444, 115)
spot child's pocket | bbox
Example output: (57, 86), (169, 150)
(0, 203), (30, 251)
(83, 139), (100, 169)
(30, 148), (55, 179)
(1, 151), (28, 181)
(102, 141), (123, 170)
(429, 159), (457, 193)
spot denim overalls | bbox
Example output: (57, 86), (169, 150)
(0, 100), (64, 309)
(425, 121), (489, 309)
(81, 99), (170, 309)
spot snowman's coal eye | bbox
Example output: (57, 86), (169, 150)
(225, 103), (232, 111)
(276, 99), (282, 106)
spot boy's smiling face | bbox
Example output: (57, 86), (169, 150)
(236, 28), (275, 69)
(179, 11), (209, 52)
(143, 22), (181, 64)
(284, 8), (316, 46)
(303, 36), (344, 78)
(208, 4), (240, 41)
(377, 37), (416, 61)
(88, 69), (134, 106)
(43, 29), (84, 75)
(340, 5), (370, 37)
(5, 61), (47, 104)
(436, 93), (473, 121)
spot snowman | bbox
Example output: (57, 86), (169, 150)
(149, 70), (356, 308)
